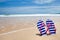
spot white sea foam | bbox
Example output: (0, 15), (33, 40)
(0, 14), (60, 17)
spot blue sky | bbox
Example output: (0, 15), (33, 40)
(0, 0), (60, 14)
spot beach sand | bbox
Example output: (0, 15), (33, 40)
(0, 16), (60, 40)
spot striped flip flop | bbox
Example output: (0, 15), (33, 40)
(46, 19), (56, 35)
(37, 20), (46, 36)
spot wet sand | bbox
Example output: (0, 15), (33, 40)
(0, 16), (60, 40)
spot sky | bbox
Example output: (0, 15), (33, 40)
(0, 0), (60, 15)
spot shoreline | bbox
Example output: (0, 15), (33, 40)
(0, 14), (60, 17)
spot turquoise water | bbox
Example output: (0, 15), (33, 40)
(0, 6), (60, 15)
(0, 13), (59, 15)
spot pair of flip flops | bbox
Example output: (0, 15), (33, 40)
(37, 19), (56, 36)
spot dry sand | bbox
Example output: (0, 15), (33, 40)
(0, 16), (60, 40)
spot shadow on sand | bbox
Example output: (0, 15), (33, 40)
(36, 33), (51, 36)
(36, 34), (42, 36)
